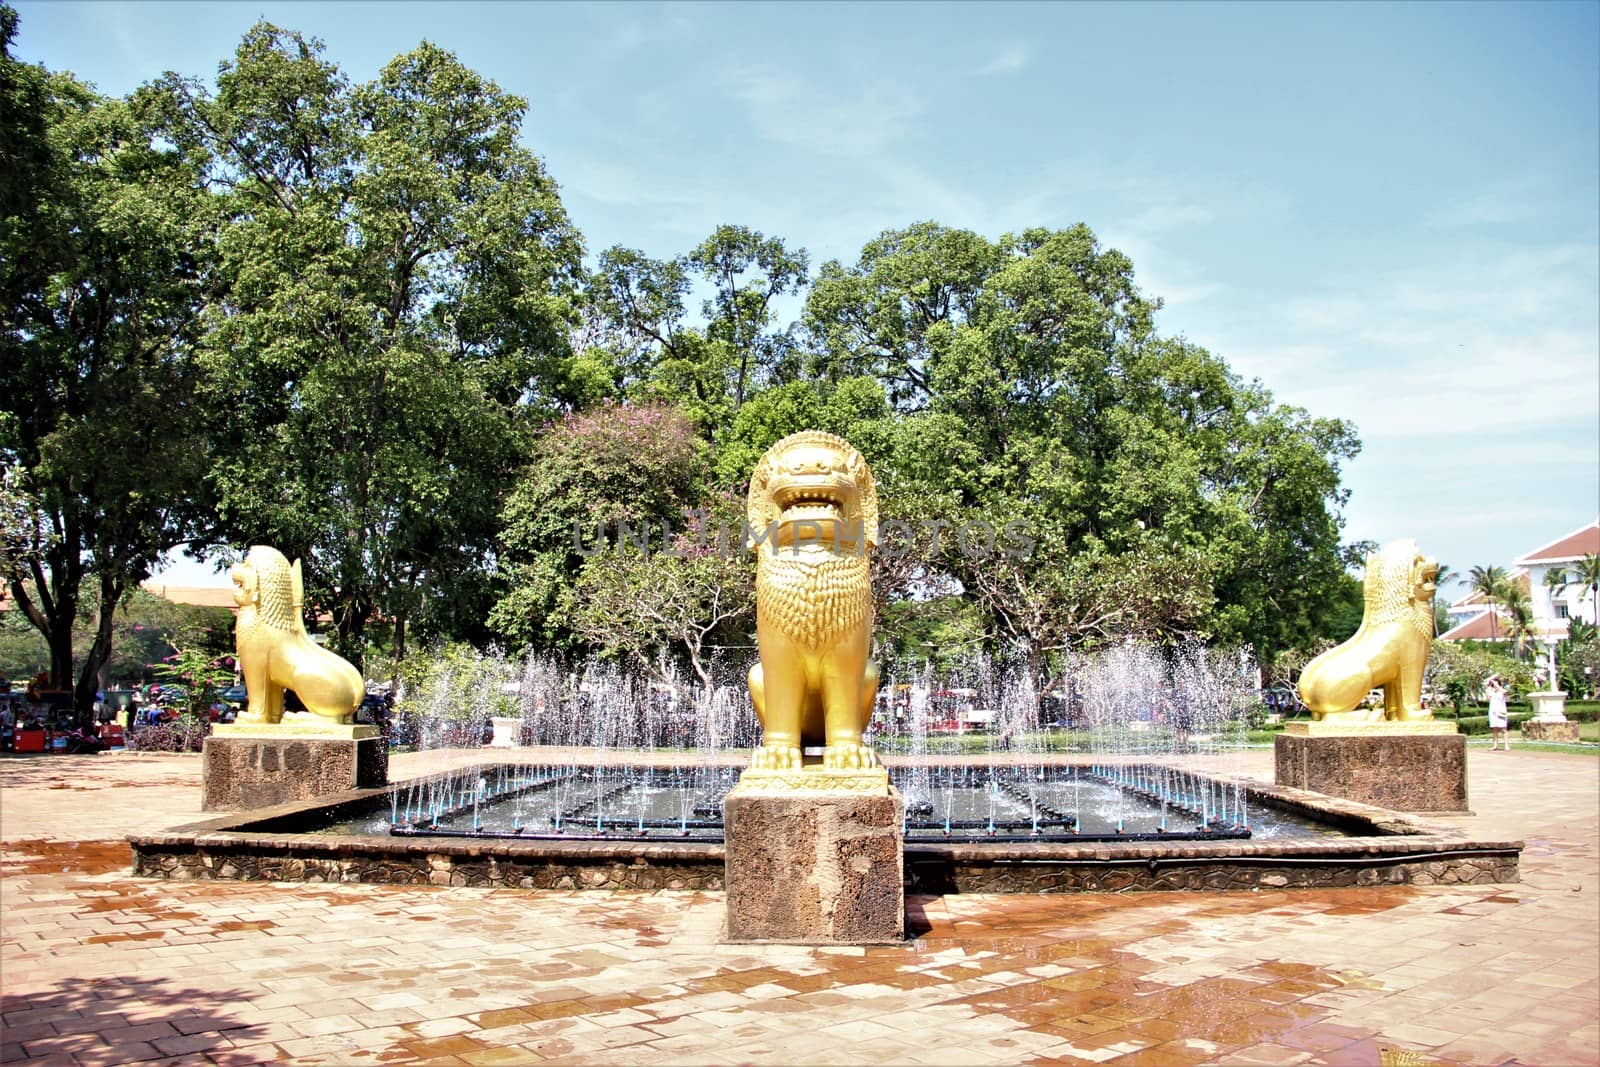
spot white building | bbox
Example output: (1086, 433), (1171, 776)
(1440, 520), (1600, 643)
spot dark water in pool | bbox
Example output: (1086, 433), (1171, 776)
(309, 764), (1343, 844)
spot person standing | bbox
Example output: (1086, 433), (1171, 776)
(1486, 674), (1510, 750)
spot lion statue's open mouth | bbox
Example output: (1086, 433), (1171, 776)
(769, 480), (856, 545)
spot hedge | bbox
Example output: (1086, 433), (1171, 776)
(125, 719), (211, 752)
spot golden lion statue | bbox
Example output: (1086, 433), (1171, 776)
(1297, 539), (1438, 722)
(746, 431), (880, 771)
(230, 545), (363, 725)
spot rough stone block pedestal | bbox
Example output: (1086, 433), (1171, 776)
(202, 724), (387, 811)
(1275, 722), (1467, 812)
(1523, 690), (1574, 741)
(1521, 720), (1580, 742)
(723, 771), (904, 944)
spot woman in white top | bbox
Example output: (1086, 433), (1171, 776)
(1485, 674), (1510, 750)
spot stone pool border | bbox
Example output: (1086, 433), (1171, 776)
(127, 771), (1521, 893)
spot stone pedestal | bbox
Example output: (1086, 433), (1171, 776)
(202, 724), (387, 811)
(1275, 722), (1467, 812)
(1521, 719), (1580, 742)
(723, 769), (904, 944)
(489, 716), (523, 748)
(1527, 690), (1569, 722)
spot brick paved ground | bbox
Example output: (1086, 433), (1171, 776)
(2, 747), (1596, 1066)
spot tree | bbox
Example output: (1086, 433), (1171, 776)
(581, 226), (809, 434)
(1546, 554), (1600, 624)
(567, 492), (753, 692)
(1427, 641), (1531, 714)
(1559, 618), (1599, 698)
(1579, 555), (1600, 620)
(1468, 564), (1509, 642)
(491, 403), (707, 652)
(1, 15), (216, 711)
(803, 222), (1360, 664)
(151, 24), (584, 669)
(1500, 583), (1536, 658)
(688, 225), (809, 410)
(151, 645), (234, 720)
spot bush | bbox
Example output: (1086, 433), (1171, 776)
(1455, 712), (1534, 736)
(125, 718), (211, 752)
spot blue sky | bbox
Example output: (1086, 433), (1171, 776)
(13, 1), (1599, 597)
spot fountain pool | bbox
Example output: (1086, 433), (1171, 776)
(131, 646), (1522, 893)
(320, 763), (1310, 843)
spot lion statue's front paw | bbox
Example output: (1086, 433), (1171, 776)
(823, 742), (878, 770)
(750, 744), (802, 771)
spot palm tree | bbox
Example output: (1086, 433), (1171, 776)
(1501, 584), (1536, 658)
(1576, 554), (1600, 624)
(1469, 564), (1509, 642)
(1544, 554), (1600, 622)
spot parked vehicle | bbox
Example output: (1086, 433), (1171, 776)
(60, 727), (106, 754)
(1258, 687), (1302, 713)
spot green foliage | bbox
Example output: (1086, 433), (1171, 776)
(393, 640), (512, 721)
(1323, 573), (1365, 644)
(0, 605), (47, 677)
(1559, 618), (1599, 698)
(2, 20), (216, 708)
(104, 589), (233, 684)
(802, 222), (1359, 663)
(153, 23), (584, 670)
(492, 403), (708, 651)
(150, 645), (234, 719)
(1427, 642), (1533, 713)
(583, 225), (810, 435)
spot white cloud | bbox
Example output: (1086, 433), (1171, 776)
(975, 43), (1031, 76)
(551, 154), (707, 210)
(723, 68), (922, 159)
(1422, 175), (1557, 229)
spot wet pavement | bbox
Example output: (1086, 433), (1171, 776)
(1, 747), (1596, 1065)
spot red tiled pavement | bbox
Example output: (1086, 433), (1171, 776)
(1, 747), (1596, 1066)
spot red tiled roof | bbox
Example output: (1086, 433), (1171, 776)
(1438, 610), (1567, 642)
(1515, 521), (1600, 565)
(1438, 611), (1508, 642)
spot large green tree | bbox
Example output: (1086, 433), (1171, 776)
(581, 225), (808, 434)
(804, 222), (1360, 665)
(491, 402), (737, 668)
(1, 9), (215, 710)
(151, 23), (584, 667)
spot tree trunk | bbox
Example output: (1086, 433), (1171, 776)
(46, 620), (74, 693)
(74, 573), (124, 716)
(332, 597), (369, 673)
(391, 614), (408, 687)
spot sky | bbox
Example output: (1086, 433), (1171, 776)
(13, 0), (1600, 599)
